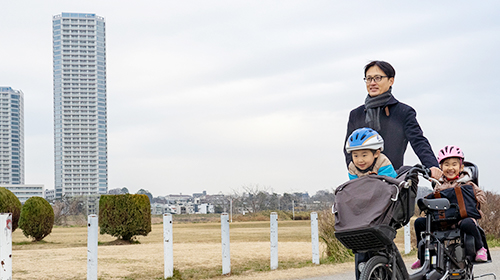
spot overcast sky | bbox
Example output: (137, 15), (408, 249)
(1, 1), (499, 197)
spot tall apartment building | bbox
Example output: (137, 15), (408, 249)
(0, 87), (24, 185)
(52, 13), (108, 198)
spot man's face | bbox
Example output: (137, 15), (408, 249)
(365, 65), (394, 97)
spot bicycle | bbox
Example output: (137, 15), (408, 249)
(334, 164), (496, 280)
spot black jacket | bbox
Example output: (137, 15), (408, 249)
(344, 95), (438, 170)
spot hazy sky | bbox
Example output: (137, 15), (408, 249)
(1, 1), (499, 197)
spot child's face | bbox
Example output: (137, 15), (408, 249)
(440, 157), (464, 180)
(351, 149), (380, 170)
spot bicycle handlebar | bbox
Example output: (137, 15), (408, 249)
(405, 164), (441, 187)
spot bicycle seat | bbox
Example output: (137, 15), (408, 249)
(463, 161), (478, 186)
(417, 198), (450, 212)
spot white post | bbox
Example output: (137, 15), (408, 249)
(87, 214), (98, 280)
(404, 223), (411, 254)
(163, 214), (174, 278)
(0, 213), (12, 280)
(221, 213), (231, 275)
(292, 201), (295, 220)
(270, 212), (278, 270)
(310, 212), (320, 264)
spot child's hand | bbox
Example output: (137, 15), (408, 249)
(429, 167), (443, 180)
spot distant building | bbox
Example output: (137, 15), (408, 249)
(175, 203), (193, 214)
(0, 87), (24, 185)
(86, 195), (100, 215)
(52, 12), (108, 198)
(45, 189), (55, 201)
(3, 184), (44, 204)
(197, 203), (214, 214)
(192, 190), (207, 198)
(164, 194), (192, 204)
(151, 203), (173, 215)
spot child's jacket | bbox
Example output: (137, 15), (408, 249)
(436, 170), (486, 218)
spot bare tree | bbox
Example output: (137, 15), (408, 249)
(204, 193), (229, 213)
(229, 189), (246, 214)
(53, 200), (67, 226)
(268, 192), (280, 210)
(52, 196), (87, 226)
(241, 184), (270, 213)
(310, 189), (335, 209)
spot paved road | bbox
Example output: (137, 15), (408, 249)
(303, 248), (500, 280)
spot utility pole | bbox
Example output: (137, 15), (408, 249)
(230, 199), (233, 223)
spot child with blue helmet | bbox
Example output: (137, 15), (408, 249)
(346, 127), (397, 179)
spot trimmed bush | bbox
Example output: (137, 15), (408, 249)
(0, 187), (22, 232)
(99, 194), (151, 241)
(19, 196), (54, 241)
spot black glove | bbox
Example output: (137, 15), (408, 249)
(405, 169), (419, 187)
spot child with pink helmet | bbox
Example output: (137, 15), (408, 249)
(411, 145), (488, 269)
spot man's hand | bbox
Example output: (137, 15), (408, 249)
(405, 169), (419, 187)
(429, 166), (443, 180)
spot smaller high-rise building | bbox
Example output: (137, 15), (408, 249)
(3, 184), (44, 204)
(0, 87), (24, 184)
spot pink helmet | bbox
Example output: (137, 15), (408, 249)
(437, 145), (465, 164)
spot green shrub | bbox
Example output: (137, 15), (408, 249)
(0, 187), (22, 232)
(318, 209), (353, 262)
(99, 194), (151, 241)
(19, 196), (54, 241)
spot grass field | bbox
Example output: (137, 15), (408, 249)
(10, 218), (411, 280)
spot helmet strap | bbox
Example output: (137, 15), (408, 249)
(444, 174), (460, 182)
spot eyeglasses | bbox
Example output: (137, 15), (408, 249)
(364, 75), (388, 83)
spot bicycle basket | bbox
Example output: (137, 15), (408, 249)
(335, 225), (396, 252)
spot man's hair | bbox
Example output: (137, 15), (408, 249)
(364, 61), (396, 78)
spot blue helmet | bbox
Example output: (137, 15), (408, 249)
(346, 127), (384, 153)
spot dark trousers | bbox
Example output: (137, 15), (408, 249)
(414, 216), (484, 259)
(460, 218), (484, 251)
(414, 217), (426, 246)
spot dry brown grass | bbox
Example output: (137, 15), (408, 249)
(11, 220), (320, 279)
(11, 218), (411, 279)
